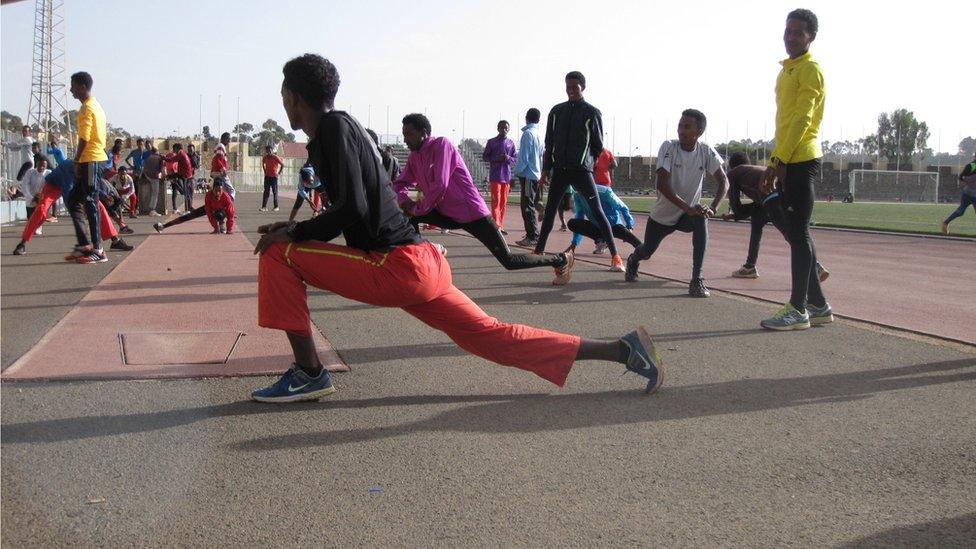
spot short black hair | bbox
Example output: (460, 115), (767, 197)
(70, 71), (93, 89)
(787, 8), (819, 35)
(282, 53), (340, 110)
(365, 128), (380, 145)
(220, 132), (231, 141)
(402, 113), (432, 136)
(136, 138), (144, 144)
(172, 143), (183, 152)
(565, 71), (586, 89)
(497, 120), (509, 129)
(22, 125), (30, 131)
(264, 145), (273, 151)
(681, 108), (707, 131)
(526, 108), (541, 123)
(729, 152), (751, 168)
(33, 153), (49, 166)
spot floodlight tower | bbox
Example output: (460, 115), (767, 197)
(25, 0), (73, 150)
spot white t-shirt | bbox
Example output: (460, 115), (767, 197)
(21, 168), (49, 202)
(6, 136), (35, 166)
(650, 139), (723, 226)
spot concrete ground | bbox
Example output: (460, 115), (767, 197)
(2, 193), (975, 547)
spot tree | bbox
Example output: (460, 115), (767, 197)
(958, 136), (976, 157)
(1, 111), (25, 132)
(875, 109), (930, 165)
(250, 118), (294, 155)
(459, 138), (485, 155)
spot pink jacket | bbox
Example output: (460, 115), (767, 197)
(392, 136), (490, 224)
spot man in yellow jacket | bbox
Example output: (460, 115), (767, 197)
(760, 8), (832, 331)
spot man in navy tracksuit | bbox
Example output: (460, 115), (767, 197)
(534, 71), (624, 277)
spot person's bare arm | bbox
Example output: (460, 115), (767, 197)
(709, 168), (729, 215)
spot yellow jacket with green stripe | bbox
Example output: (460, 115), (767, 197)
(770, 52), (825, 166)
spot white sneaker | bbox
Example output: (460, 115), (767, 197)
(35, 227), (42, 235)
(259, 207), (267, 212)
(593, 241), (607, 255)
(273, 207), (279, 212)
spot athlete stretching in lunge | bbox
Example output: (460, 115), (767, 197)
(153, 179), (236, 234)
(249, 54), (663, 402)
(393, 113), (574, 285)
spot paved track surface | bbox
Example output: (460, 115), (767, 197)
(2, 219), (343, 380)
(3, 194), (975, 546)
(502, 205), (976, 345)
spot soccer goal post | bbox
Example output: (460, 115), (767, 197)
(848, 169), (940, 203)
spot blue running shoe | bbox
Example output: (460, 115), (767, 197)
(251, 364), (336, 403)
(620, 326), (664, 394)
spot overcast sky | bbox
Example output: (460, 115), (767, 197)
(2, 0), (973, 154)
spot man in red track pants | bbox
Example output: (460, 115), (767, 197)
(248, 54), (663, 403)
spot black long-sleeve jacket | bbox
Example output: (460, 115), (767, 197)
(542, 98), (604, 173)
(291, 111), (421, 251)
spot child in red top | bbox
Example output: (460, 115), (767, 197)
(204, 180), (235, 233)
(152, 180), (235, 234)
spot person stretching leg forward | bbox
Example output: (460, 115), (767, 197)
(393, 113), (574, 284)
(249, 53), (663, 402)
(625, 109), (728, 298)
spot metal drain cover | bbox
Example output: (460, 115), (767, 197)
(119, 331), (245, 365)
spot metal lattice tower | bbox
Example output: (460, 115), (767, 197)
(26, 0), (72, 149)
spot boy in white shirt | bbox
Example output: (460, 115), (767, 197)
(19, 155), (51, 232)
(624, 109), (728, 297)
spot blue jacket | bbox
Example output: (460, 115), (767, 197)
(44, 159), (75, 196)
(514, 123), (543, 180)
(571, 185), (635, 246)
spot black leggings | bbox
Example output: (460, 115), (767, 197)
(567, 218), (642, 249)
(782, 159), (826, 310)
(632, 214), (708, 280)
(535, 170), (617, 256)
(262, 176), (279, 208)
(161, 206), (227, 230)
(411, 211), (565, 270)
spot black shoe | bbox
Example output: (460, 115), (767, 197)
(515, 237), (537, 247)
(110, 239), (134, 251)
(624, 253), (640, 282)
(120, 226), (135, 234)
(12, 243), (26, 255)
(689, 278), (710, 298)
(500, 229), (509, 235)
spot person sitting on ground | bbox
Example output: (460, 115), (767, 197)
(289, 165), (324, 222)
(722, 151), (828, 281)
(568, 183), (642, 259)
(153, 179), (235, 234)
(111, 165), (137, 219)
(98, 172), (134, 235)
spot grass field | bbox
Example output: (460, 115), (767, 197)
(509, 194), (976, 237)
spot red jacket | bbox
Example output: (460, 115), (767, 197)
(164, 151), (194, 178)
(210, 153), (228, 175)
(204, 189), (235, 232)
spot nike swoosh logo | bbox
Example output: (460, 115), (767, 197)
(288, 383), (309, 393)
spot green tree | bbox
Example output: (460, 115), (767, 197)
(250, 119), (294, 155)
(876, 109), (930, 165)
(958, 136), (976, 157)
(1, 111), (25, 132)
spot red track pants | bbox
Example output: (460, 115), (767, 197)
(258, 240), (580, 386)
(490, 181), (510, 230)
(21, 184), (117, 243)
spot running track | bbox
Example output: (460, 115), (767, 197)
(499, 204), (976, 346)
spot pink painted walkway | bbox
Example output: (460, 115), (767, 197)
(2, 219), (347, 381)
(498, 204), (976, 346)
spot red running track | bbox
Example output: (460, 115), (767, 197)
(497, 204), (976, 346)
